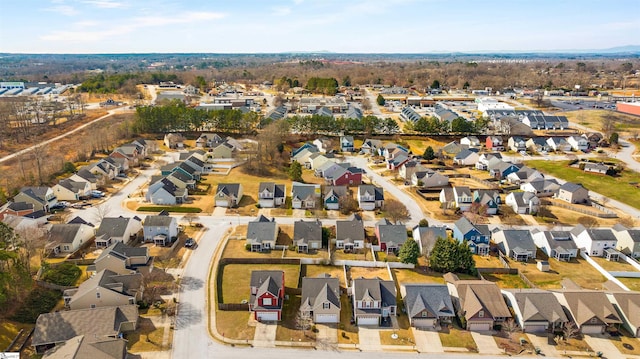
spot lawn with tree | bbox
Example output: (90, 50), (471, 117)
(429, 237), (477, 275)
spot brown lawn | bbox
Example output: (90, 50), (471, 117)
(349, 267), (391, 280)
(393, 268), (446, 285)
(216, 310), (255, 341)
(591, 256), (639, 272)
(338, 293), (359, 344)
(222, 238), (282, 259)
(276, 294), (316, 342)
(220, 264), (300, 304)
(304, 265), (346, 287)
(508, 258), (607, 289)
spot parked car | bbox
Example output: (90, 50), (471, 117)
(185, 238), (195, 248)
(90, 190), (105, 198)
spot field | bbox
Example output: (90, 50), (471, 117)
(220, 264), (300, 304)
(558, 110), (640, 136)
(439, 325), (478, 351)
(215, 310), (255, 340)
(507, 258), (607, 289)
(349, 267), (391, 280)
(526, 160), (640, 210)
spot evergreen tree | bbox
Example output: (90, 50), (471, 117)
(288, 161), (303, 182)
(423, 146), (435, 161)
(398, 239), (420, 265)
(376, 94), (385, 106)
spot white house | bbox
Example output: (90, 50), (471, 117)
(570, 225), (618, 257)
(531, 229), (578, 261)
(143, 214), (178, 246)
(505, 192), (540, 215)
(460, 136), (481, 148)
(52, 179), (91, 201)
(567, 136), (589, 152)
(47, 223), (95, 254)
(453, 149), (479, 166)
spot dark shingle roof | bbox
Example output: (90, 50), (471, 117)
(404, 284), (454, 319)
(301, 275), (340, 311)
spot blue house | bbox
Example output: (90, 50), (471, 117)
(452, 217), (491, 255)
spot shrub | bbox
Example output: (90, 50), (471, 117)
(245, 244), (251, 251)
(11, 288), (61, 324)
(41, 262), (81, 286)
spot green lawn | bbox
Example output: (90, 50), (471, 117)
(0, 321), (33, 350)
(439, 325), (478, 352)
(482, 273), (530, 289)
(525, 160), (640, 209)
(220, 264), (300, 303)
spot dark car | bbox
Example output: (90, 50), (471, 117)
(185, 238), (195, 248)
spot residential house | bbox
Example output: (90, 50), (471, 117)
(294, 219), (322, 253)
(63, 269), (142, 310)
(142, 214), (178, 246)
(493, 229), (537, 261)
(567, 136), (589, 152)
(613, 224), (640, 258)
(323, 185), (348, 210)
(292, 146), (319, 167)
(258, 182), (286, 208)
(14, 186), (57, 212)
(520, 178), (560, 197)
(531, 229), (578, 261)
(345, 105), (363, 120)
(475, 153), (502, 171)
(291, 183), (319, 209)
(358, 185), (384, 210)
(473, 190), (501, 215)
(360, 139), (382, 156)
(412, 225), (447, 257)
(84, 160), (118, 181)
(195, 133), (223, 148)
(335, 214), (365, 251)
(246, 215), (278, 252)
(264, 106), (287, 121)
(505, 192), (540, 214)
(583, 133), (605, 149)
(387, 152), (410, 171)
(584, 163), (609, 174)
(460, 136), (481, 148)
(453, 149), (479, 166)
(300, 274), (341, 323)
(352, 277), (397, 325)
(47, 222), (95, 254)
(340, 136), (355, 152)
(0, 201), (34, 221)
(442, 141), (467, 156)
(327, 166), (363, 186)
(164, 133), (185, 149)
(444, 273), (511, 331)
(399, 160), (421, 181)
(375, 218), (408, 253)
(439, 187), (455, 209)
(313, 138), (333, 154)
(525, 137), (552, 154)
(607, 291), (640, 337)
(508, 136), (527, 152)
(103, 156), (128, 174)
(485, 136), (504, 151)
(146, 178), (187, 205)
(506, 166), (544, 185)
(215, 183), (244, 208)
(40, 335), (128, 359)
(502, 289), (569, 332)
(556, 182), (589, 204)
(70, 169), (100, 190)
(553, 290), (621, 334)
(93, 242), (151, 275)
(210, 143), (234, 159)
(452, 217), (491, 255)
(571, 224), (618, 257)
(412, 170), (449, 188)
(546, 137), (571, 152)
(110, 146), (139, 167)
(182, 155), (207, 174)
(488, 160), (521, 179)
(32, 305), (138, 354)
(383, 143), (409, 160)
(52, 179), (91, 201)
(94, 216), (142, 248)
(310, 153), (334, 171)
(249, 270), (284, 321)
(452, 186), (473, 211)
(166, 170), (196, 190)
(402, 284), (455, 329)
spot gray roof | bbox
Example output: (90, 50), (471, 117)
(294, 219), (322, 245)
(144, 215), (175, 227)
(557, 290), (622, 326)
(358, 185), (384, 201)
(542, 231), (578, 251)
(453, 186), (472, 198)
(504, 289), (568, 324)
(323, 185), (348, 201)
(96, 217), (137, 240)
(7, 201), (34, 211)
(404, 284), (455, 319)
(97, 241), (148, 261)
(454, 148), (477, 160)
(41, 335), (127, 359)
(336, 216), (365, 243)
(413, 226), (447, 252)
(216, 183), (241, 198)
(69, 269), (141, 305)
(559, 182), (586, 193)
(454, 217), (481, 236)
(376, 220), (408, 246)
(353, 278), (397, 310)
(250, 270), (283, 310)
(292, 184), (316, 201)
(32, 305), (138, 347)
(247, 215), (277, 243)
(571, 225), (616, 241)
(48, 223), (87, 244)
(301, 275), (341, 312)
(19, 186), (51, 204)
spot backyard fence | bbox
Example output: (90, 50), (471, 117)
(218, 303), (249, 311)
(541, 199), (617, 218)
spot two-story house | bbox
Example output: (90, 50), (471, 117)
(375, 218), (408, 254)
(402, 284), (455, 329)
(335, 214), (365, 251)
(15, 186), (57, 212)
(323, 185), (348, 211)
(291, 183), (319, 209)
(571, 224), (618, 257)
(485, 136), (504, 151)
(556, 182), (589, 204)
(452, 217), (491, 255)
(142, 213), (178, 246)
(452, 186), (473, 211)
(246, 215), (278, 252)
(358, 185), (384, 210)
(215, 183), (244, 208)
(502, 289), (569, 333)
(249, 270), (284, 321)
(492, 229), (537, 261)
(613, 224), (640, 258)
(352, 277), (397, 326)
(47, 222), (95, 255)
(340, 136), (355, 152)
(531, 229), (578, 261)
(63, 269), (142, 310)
(258, 182), (286, 208)
(294, 219), (323, 253)
(300, 274), (341, 323)
(552, 290), (621, 334)
(94, 216), (142, 248)
(93, 242), (151, 275)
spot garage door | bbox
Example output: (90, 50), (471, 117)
(581, 325), (603, 334)
(357, 316), (379, 326)
(412, 318), (436, 328)
(216, 200), (229, 208)
(524, 324), (547, 333)
(257, 311), (278, 322)
(315, 314), (338, 323)
(468, 322), (492, 331)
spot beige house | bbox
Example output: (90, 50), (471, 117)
(63, 269), (142, 310)
(92, 242), (151, 275)
(300, 274), (341, 323)
(47, 223), (95, 254)
(210, 143), (233, 159)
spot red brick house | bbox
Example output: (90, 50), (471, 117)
(330, 167), (363, 186)
(249, 270), (284, 321)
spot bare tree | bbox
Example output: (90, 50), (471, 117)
(31, 145), (48, 185)
(562, 322), (580, 342)
(577, 216), (599, 228)
(501, 319), (519, 343)
(338, 194), (359, 215)
(601, 113), (616, 139)
(383, 199), (411, 223)
(295, 309), (313, 338)
(92, 203), (112, 223)
(182, 214), (200, 226)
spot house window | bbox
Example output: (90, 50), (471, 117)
(592, 251), (598, 255)
(96, 292), (101, 299)
(323, 302), (330, 309)
(478, 310), (485, 318)
(90, 304), (96, 309)
(590, 318), (598, 324)
(421, 312), (428, 317)
(262, 298), (272, 306)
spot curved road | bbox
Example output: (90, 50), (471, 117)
(0, 107), (131, 164)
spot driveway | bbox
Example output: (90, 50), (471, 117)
(315, 324), (338, 350)
(358, 326), (382, 351)
(584, 334), (624, 359)
(253, 321), (277, 347)
(527, 333), (559, 357)
(470, 331), (503, 355)
(412, 328), (443, 353)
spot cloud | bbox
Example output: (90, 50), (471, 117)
(44, 4), (78, 16)
(293, 0), (304, 4)
(81, 0), (127, 9)
(41, 11), (227, 42)
(272, 6), (292, 16)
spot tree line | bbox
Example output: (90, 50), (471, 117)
(404, 116), (489, 135)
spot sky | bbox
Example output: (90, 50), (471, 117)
(0, 0), (639, 54)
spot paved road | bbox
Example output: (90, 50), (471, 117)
(363, 88), (384, 117)
(0, 107), (131, 164)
